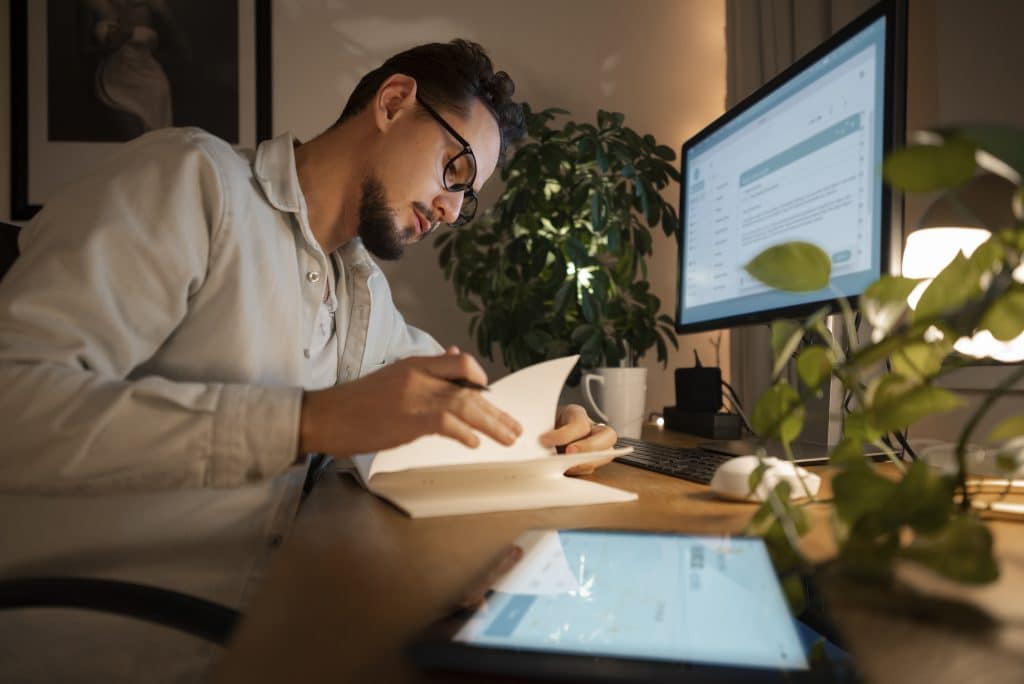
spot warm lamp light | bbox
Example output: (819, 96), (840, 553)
(901, 174), (1023, 361)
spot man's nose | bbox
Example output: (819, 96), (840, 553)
(433, 191), (464, 225)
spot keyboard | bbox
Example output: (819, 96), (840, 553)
(614, 436), (733, 485)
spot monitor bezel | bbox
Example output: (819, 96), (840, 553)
(675, 0), (906, 335)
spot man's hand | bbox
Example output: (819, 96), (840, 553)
(297, 351), (522, 458)
(539, 404), (618, 476)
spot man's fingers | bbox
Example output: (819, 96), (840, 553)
(413, 352), (489, 387)
(432, 381), (522, 446)
(436, 411), (481, 449)
(538, 420), (591, 447)
(564, 423), (617, 454)
(539, 404), (592, 447)
(565, 456), (616, 476)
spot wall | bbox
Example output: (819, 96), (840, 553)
(273, 0), (729, 413)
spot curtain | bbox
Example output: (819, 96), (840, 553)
(724, 0), (875, 411)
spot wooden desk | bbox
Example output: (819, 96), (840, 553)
(213, 427), (1024, 683)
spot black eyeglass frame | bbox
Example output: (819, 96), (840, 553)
(415, 95), (479, 227)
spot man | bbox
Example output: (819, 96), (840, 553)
(0, 40), (614, 680)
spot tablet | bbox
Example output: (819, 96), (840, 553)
(409, 529), (857, 683)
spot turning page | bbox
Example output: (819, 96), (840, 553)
(355, 355), (596, 481)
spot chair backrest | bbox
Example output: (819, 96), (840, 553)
(0, 222), (20, 281)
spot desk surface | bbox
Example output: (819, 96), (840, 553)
(213, 427), (1024, 683)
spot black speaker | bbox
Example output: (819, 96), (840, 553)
(674, 366), (723, 413)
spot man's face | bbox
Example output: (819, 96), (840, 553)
(357, 96), (501, 261)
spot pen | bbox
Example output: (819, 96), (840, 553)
(448, 378), (490, 391)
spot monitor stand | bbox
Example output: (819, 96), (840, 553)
(698, 316), (895, 465)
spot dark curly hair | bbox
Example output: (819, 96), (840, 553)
(335, 39), (526, 163)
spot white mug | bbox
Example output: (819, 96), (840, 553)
(581, 367), (647, 439)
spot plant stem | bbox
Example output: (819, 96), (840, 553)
(954, 363), (1024, 510)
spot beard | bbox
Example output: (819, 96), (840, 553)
(356, 175), (413, 261)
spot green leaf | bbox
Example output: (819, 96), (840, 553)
(862, 275), (921, 332)
(590, 194), (604, 232)
(570, 324), (594, 346)
(553, 280), (573, 314)
(890, 340), (952, 382)
(748, 461), (769, 496)
(523, 330), (552, 354)
(654, 144), (675, 160)
(660, 205), (678, 237)
(581, 290), (598, 323)
(883, 137), (977, 192)
(843, 412), (882, 443)
(751, 382), (804, 446)
(795, 345), (832, 392)
(912, 252), (981, 323)
(581, 329), (603, 361)
(881, 460), (955, 534)
(979, 285), (1024, 341)
(594, 138), (608, 172)
(829, 438), (866, 468)
(770, 320), (801, 360)
(832, 467), (898, 525)
(838, 513), (898, 583)
(968, 236), (1005, 273)
(770, 320), (802, 379)
(868, 377), (963, 433)
(988, 415), (1024, 443)
(565, 236), (588, 265)
(902, 514), (999, 584)
(864, 274), (922, 303)
(744, 242), (831, 292)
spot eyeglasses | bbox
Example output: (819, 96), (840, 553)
(415, 95), (478, 227)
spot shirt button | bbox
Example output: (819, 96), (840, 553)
(306, 271), (321, 283)
(303, 348), (311, 359)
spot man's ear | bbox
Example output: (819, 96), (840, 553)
(373, 74), (417, 132)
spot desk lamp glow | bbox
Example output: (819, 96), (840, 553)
(902, 172), (1022, 361)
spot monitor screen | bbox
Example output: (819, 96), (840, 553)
(677, 2), (904, 333)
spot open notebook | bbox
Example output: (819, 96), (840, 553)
(352, 356), (636, 518)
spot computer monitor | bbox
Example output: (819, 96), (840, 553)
(672, 0), (906, 458)
(676, 0), (906, 335)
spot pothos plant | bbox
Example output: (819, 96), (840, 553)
(743, 125), (1024, 596)
(434, 105), (680, 377)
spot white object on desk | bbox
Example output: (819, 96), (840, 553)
(580, 366), (648, 439)
(710, 456), (821, 502)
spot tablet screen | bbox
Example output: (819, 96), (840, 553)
(454, 530), (826, 671)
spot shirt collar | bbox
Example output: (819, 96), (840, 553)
(253, 132), (303, 213)
(338, 237), (379, 277)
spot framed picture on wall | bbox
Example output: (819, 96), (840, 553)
(10, 0), (273, 220)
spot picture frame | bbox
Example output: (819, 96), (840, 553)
(10, 0), (272, 220)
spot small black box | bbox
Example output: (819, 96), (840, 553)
(674, 367), (722, 412)
(663, 406), (741, 440)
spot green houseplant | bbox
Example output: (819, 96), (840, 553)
(742, 125), (1024, 592)
(434, 105), (680, 377)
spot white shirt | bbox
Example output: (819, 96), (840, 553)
(0, 128), (442, 681)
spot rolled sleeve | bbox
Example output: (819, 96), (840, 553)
(211, 384), (303, 487)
